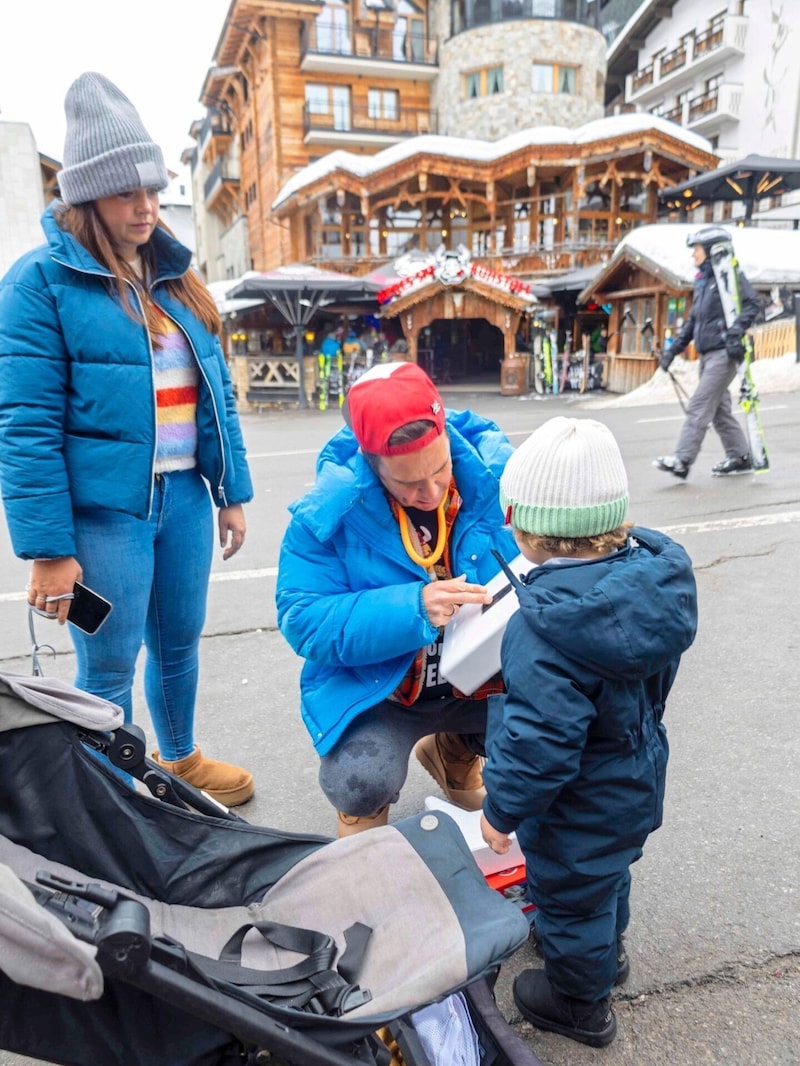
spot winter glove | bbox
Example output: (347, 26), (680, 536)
(659, 349), (676, 372)
(725, 330), (746, 362)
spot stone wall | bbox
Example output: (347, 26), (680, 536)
(431, 17), (606, 140)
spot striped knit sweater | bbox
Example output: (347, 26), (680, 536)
(152, 309), (199, 473)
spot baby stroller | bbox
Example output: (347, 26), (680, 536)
(0, 672), (542, 1066)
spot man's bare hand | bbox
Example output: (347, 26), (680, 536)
(422, 573), (492, 627)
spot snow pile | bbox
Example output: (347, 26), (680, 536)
(587, 352), (800, 409)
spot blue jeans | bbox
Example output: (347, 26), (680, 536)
(70, 469), (213, 761)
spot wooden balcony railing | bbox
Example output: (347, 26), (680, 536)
(688, 90), (719, 123)
(693, 23), (724, 57)
(631, 63), (654, 93)
(303, 102), (437, 138)
(659, 44), (688, 77)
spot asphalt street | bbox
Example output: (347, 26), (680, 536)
(1, 382), (799, 1065)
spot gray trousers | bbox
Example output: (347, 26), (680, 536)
(675, 347), (749, 466)
(318, 695), (487, 816)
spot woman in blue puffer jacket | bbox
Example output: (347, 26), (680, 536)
(0, 73), (255, 805)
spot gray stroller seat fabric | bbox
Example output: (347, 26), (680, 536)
(0, 862), (103, 1001)
(0, 811), (526, 1022)
(0, 673), (123, 733)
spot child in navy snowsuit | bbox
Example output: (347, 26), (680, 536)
(481, 416), (698, 1048)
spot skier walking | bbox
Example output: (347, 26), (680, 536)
(653, 226), (759, 479)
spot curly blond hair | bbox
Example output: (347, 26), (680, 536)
(514, 522), (632, 558)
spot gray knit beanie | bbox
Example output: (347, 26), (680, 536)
(58, 72), (168, 205)
(500, 417), (629, 538)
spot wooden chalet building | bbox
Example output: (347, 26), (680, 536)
(190, 0), (721, 393)
(266, 117), (716, 379)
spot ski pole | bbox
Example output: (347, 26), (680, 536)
(658, 352), (690, 414)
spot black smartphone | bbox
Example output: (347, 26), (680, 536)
(69, 582), (113, 634)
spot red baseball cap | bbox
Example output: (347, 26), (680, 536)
(344, 362), (446, 456)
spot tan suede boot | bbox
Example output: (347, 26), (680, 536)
(152, 747), (254, 807)
(414, 732), (485, 811)
(336, 805), (390, 837)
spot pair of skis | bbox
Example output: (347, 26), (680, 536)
(532, 332), (558, 395)
(317, 350), (344, 411)
(708, 240), (769, 473)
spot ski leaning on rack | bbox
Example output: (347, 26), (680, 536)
(708, 239), (769, 472)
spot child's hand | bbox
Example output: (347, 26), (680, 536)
(481, 813), (512, 855)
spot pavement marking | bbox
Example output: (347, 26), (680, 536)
(210, 567), (279, 582)
(661, 511), (800, 535)
(637, 404), (787, 424)
(247, 449), (319, 459)
(243, 407), (790, 444)
(0, 567), (281, 604)
(2, 514), (796, 604)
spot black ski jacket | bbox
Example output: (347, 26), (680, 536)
(671, 257), (759, 357)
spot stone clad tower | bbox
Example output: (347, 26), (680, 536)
(431, 0), (606, 139)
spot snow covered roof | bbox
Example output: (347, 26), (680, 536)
(272, 113), (713, 209)
(580, 223), (800, 301)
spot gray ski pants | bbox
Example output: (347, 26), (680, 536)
(319, 695), (487, 816)
(675, 347), (749, 466)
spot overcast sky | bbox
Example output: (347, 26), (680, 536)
(0, 1), (232, 173)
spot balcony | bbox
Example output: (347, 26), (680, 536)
(306, 237), (621, 282)
(659, 43), (687, 78)
(300, 21), (438, 80)
(198, 111), (233, 163)
(303, 102), (438, 147)
(631, 63), (654, 94)
(204, 157), (240, 212)
(687, 82), (743, 134)
(452, 0), (598, 35)
(625, 15), (748, 106)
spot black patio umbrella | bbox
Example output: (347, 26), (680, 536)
(227, 265), (381, 407)
(658, 154), (800, 223)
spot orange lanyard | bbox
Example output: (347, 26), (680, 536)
(396, 496), (447, 569)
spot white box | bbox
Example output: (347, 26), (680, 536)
(423, 796), (525, 877)
(440, 553), (532, 696)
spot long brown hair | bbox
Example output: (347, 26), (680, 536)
(55, 202), (221, 338)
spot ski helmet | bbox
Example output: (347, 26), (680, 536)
(686, 225), (732, 250)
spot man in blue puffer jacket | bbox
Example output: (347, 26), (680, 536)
(481, 417), (698, 1048)
(276, 362), (516, 835)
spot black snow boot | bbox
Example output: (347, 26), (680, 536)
(513, 969), (617, 1048)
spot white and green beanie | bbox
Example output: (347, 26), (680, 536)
(500, 416), (629, 538)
